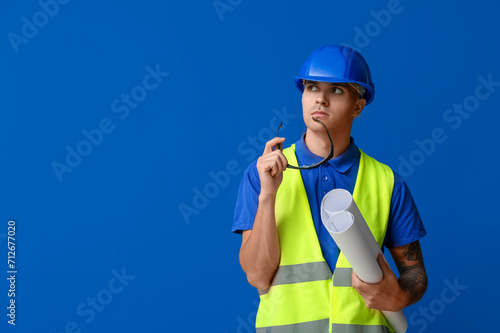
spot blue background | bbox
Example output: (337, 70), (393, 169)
(1, 0), (499, 332)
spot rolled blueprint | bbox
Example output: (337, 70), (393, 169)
(321, 189), (408, 333)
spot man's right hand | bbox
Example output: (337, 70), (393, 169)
(256, 137), (288, 196)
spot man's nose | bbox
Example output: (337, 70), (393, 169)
(316, 94), (328, 106)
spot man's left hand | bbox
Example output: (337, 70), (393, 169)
(351, 253), (409, 312)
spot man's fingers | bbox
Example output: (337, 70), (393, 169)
(377, 253), (390, 273)
(279, 153), (288, 171)
(268, 160), (280, 177)
(258, 138), (288, 179)
(266, 153), (287, 176)
(352, 270), (362, 290)
(264, 137), (286, 154)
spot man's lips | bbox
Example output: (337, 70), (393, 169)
(311, 111), (329, 117)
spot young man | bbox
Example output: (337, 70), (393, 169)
(233, 45), (428, 332)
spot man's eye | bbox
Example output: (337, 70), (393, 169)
(307, 85), (318, 91)
(332, 87), (343, 94)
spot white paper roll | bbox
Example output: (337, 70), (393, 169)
(321, 189), (408, 333)
(327, 211), (382, 284)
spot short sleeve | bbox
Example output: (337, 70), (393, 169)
(384, 172), (427, 248)
(232, 161), (261, 234)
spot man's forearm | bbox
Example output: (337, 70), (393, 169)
(395, 242), (428, 307)
(398, 264), (427, 306)
(239, 193), (281, 290)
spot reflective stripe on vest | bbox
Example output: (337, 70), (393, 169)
(256, 322), (391, 333)
(332, 267), (353, 287)
(331, 324), (392, 333)
(259, 261), (332, 296)
(255, 144), (394, 332)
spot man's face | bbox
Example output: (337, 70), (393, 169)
(301, 80), (365, 133)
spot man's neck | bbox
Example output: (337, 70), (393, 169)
(304, 127), (351, 159)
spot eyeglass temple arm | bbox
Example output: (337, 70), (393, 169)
(275, 118), (334, 170)
(312, 117), (334, 159)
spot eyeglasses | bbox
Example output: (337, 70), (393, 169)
(275, 117), (334, 170)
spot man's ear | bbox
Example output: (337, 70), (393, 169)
(352, 98), (366, 118)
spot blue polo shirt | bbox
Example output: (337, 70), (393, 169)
(232, 135), (427, 272)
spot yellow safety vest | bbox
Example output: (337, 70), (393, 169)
(255, 144), (395, 333)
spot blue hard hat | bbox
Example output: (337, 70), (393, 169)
(294, 45), (375, 105)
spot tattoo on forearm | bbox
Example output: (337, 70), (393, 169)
(398, 265), (426, 293)
(395, 241), (428, 305)
(403, 242), (423, 263)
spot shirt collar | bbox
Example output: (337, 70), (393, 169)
(295, 133), (360, 174)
